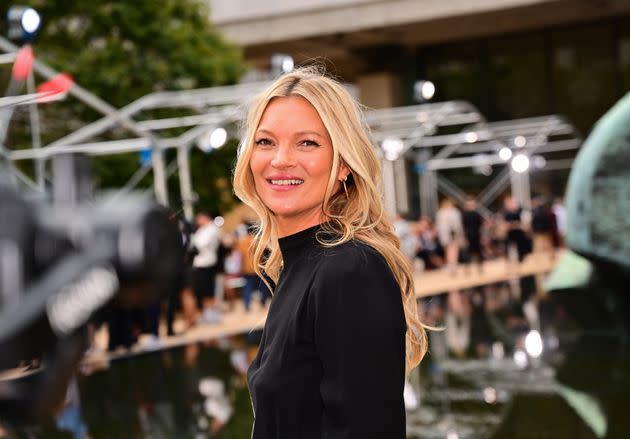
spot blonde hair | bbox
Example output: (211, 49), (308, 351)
(232, 66), (427, 373)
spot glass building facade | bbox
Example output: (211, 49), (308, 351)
(401, 15), (630, 217)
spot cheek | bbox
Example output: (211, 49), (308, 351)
(249, 152), (266, 180)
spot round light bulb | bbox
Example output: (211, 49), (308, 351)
(514, 135), (527, 148)
(499, 147), (513, 161)
(21, 8), (41, 33)
(511, 154), (530, 173)
(210, 127), (227, 149)
(525, 330), (543, 358)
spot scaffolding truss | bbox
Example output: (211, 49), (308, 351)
(1, 35), (582, 220)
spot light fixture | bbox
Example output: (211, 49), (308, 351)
(381, 137), (404, 161)
(525, 330), (543, 358)
(511, 154), (530, 173)
(197, 127), (228, 152)
(465, 132), (479, 143)
(513, 135), (527, 148)
(270, 54), (294, 76)
(499, 147), (513, 161)
(413, 80), (435, 102)
(7, 6), (41, 42)
(532, 155), (547, 169)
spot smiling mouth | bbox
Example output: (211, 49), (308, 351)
(268, 179), (304, 186)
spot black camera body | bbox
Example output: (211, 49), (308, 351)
(0, 160), (183, 422)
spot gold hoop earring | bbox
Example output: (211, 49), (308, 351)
(342, 177), (349, 198)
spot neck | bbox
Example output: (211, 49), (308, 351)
(276, 211), (327, 238)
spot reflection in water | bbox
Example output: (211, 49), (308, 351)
(9, 272), (629, 438)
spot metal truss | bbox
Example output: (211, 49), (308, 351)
(2, 33), (582, 221)
(367, 102), (582, 217)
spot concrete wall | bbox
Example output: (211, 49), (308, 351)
(209, 0), (554, 45)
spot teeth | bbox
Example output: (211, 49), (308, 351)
(270, 179), (303, 185)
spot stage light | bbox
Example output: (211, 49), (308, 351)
(465, 132), (479, 143)
(525, 330), (543, 358)
(7, 6), (41, 42)
(381, 137), (404, 161)
(413, 80), (435, 102)
(271, 54), (294, 76)
(532, 155), (547, 169)
(499, 147), (513, 161)
(511, 154), (530, 173)
(197, 127), (227, 152)
(483, 387), (497, 404)
(513, 135), (527, 148)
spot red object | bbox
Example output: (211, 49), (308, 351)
(11, 45), (34, 81)
(36, 73), (74, 103)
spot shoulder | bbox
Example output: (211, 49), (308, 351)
(319, 239), (384, 271)
(314, 239), (397, 291)
(309, 239), (404, 327)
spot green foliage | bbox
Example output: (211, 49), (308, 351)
(26, 0), (243, 107)
(3, 0), (244, 213)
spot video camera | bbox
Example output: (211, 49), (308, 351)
(0, 154), (183, 423)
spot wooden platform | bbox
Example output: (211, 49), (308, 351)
(414, 252), (559, 297)
(84, 252), (559, 366)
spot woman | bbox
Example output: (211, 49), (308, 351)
(233, 66), (427, 438)
(435, 198), (465, 273)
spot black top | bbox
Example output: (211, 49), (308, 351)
(462, 210), (483, 239)
(247, 224), (407, 439)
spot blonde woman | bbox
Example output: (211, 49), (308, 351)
(233, 67), (427, 438)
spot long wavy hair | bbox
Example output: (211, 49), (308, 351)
(232, 66), (427, 372)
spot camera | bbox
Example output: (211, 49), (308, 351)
(0, 155), (184, 422)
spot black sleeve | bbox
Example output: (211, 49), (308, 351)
(311, 245), (407, 439)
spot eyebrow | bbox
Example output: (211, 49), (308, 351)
(255, 128), (324, 138)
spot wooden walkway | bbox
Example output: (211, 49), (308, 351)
(84, 252), (559, 366)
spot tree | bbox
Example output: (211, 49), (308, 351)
(1, 0), (244, 212)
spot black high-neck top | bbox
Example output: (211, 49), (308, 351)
(247, 224), (407, 439)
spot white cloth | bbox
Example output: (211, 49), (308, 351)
(192, 222), (220, 268)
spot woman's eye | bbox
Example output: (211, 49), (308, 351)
(300, 139), (320, 147)
(255, 138), (272, 146)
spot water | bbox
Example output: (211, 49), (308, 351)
(5, 274), (630, 438)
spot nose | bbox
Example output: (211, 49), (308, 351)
(270, 144), (295, 169)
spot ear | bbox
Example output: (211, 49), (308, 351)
(336, 162), (351, 182)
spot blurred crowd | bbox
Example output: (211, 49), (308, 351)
(101, 211), (271, 353)
(394, 194), (566, 274)
(98, 192), (565, 354)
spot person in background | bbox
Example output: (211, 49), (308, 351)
(415, 216), (444, 270)
(501, 195), (531, 262)
(232, 66), (427, 438)
(191, 212), (221, 324)
(531, 196), (556, 257)
(435, 198), (465, 273)
(462, 197), (484, 273)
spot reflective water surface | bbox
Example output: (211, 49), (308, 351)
(8, 272), (630, 438)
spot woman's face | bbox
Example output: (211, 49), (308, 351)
(249, 95), (347, 236)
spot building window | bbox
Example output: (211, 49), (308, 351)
(551, 23), (617, 135)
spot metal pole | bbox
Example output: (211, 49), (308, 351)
(420, 170), (438, 219)
(393, 157), (409, 215)
(177, 144), (195, 221)
(26, 70), (45, 190)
